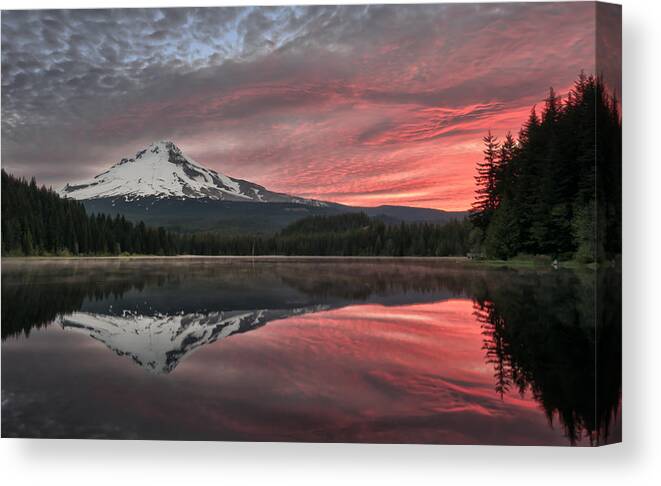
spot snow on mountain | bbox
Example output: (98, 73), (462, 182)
(60, 140), (326, 206)
(59, 306), (328, 374)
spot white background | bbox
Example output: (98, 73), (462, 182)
(0, 0), (659, 484)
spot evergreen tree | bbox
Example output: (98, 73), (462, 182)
(470, 73), (621, 261)
(470, 131), (500, 233)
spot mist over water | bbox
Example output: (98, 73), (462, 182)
(1, 259), (620, 445)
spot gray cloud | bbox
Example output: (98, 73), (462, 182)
(0, 3), (612, 195)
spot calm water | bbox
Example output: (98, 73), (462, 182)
(1, 258), (621, 445)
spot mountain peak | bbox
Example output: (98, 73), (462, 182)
(152, 139), (175, 146)
(115, 140), (179, 166)
(147, 140), (179, 152)
(60, 141), (327, 206)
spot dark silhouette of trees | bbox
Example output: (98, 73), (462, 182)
(2, 170), (470, 257)
(1, 265), (146, 339)
(2, 170), (180, 256)
(473, 267), (621, 445)
(470, 73), (621, 261)
(177, 213), (472, 257)
(470, 131), (501, 234)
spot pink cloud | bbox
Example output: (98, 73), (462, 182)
(82, 3), (600, 211)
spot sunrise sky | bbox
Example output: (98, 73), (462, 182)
(1, 3), (620, 211)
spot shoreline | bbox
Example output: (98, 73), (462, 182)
(1, 255), (469, 263)
(0, 254), (613, 271)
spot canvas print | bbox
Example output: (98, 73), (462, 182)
(1, 2), (621, 445)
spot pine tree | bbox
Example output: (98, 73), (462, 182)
(470, 131), (500, 233)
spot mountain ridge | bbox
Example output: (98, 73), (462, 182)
(81, 196), (467, 234)
(60, 140), (327, 206)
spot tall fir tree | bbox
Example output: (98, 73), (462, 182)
(470, 131), (500, 234)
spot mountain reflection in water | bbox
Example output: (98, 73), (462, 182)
(1, 259), (620, 445)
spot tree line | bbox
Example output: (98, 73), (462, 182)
(1, 170), (470, 257)
(470, 72), (621, 261)
(2, 170), (179, 256)
(183, 213), (471, 257)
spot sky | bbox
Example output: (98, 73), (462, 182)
(1, 3), (620, 211)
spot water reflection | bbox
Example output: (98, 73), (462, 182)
(472, 269), (621, 445)
(1, 259), (620, 445)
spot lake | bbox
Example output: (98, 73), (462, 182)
(1, 258), (621, 445)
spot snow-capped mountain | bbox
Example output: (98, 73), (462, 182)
(60, 306), (328, 374)
(60, 140), (326, 206)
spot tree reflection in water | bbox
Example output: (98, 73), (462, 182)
(473, 268), (621, 445)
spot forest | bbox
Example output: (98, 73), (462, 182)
(2, 170), (179, 256)
(182, 213), (471, 257)
(1, 170), (471, 257)
(470, 73), (621, 261)
(2, 72), (620, 261)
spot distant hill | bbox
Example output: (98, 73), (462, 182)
(81, 197), (467, 234)
(362, 205), (466, 224)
